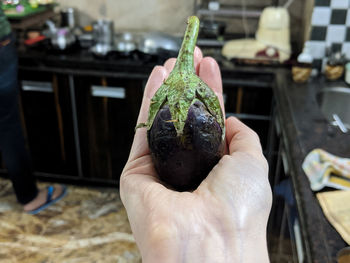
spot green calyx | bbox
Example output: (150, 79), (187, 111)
(141, 16), (225, 138)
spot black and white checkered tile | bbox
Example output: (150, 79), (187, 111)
(306, 0), (350, 69)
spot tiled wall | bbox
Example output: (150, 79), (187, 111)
(200, 0), (314, 52)
(306, 0), (350, 69)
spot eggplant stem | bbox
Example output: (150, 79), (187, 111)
(173, 16), (199, 74)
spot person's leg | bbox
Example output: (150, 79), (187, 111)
(0, 34), (39, 205)
(0, 35), (65, 212)
(0, 117), (39, 204)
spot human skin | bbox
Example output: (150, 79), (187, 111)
(23, 185), (64, 212)
(120, 47), (272, 263)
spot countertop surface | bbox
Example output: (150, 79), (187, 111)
(274, 71), (349, 263)
(18, 47), (157, 77)
(18, 46), (350, 262)
(17, 44), (280, 82)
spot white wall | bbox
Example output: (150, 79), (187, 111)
(56, 0), (195, 34)
(56, 0), (313, 51)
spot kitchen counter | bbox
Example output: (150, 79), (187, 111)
(18, 48), (157, 78)
(17, 47), (349, 262)
(17, 44), (278, 82)
(274, 71), (349, 262)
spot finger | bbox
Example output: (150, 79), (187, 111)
(225, 117), (264, 159)
(137, 66), (168, 123)
(199, 117), (267, 194)
(130, 66), (168, 162)
(198, 57), (223, 95)
(198, 57), (225, 115)
(194, 46), (203, 74)
(163, 46), (203, 75)
(163, 58), (176, 73)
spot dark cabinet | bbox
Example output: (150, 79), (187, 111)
(11, 65), (276, 187)
(223, 79), (273, 153)
(12, 68), (146, 185)
(74, 76), (144, 183)
(221, 71), (278, 196)
(18, 70), (78, 176)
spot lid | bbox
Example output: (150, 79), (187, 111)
(297, 53), (313, 64)
(258, 7), (290, 30)
(297, 42), (313, 63)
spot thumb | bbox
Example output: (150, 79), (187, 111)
(198, 117), (268, 191)
(225, 117), (266, 165)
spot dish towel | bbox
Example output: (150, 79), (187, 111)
(302, 149), (350, 191)
(317, 190), (350, 245)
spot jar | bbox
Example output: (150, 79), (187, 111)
(292, 46), (313, 84)
(325, 63), (344, 80)
(324, 51), (346, 81)
(345, 62), (350, 85)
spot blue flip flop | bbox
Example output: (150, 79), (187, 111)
(27, 185), (67, 215)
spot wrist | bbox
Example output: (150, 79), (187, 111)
(230, 228), (269, 263)
(140, 223), (269, 263)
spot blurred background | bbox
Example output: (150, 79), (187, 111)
(1, 0), (350, 262)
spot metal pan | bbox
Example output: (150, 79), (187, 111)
(114, 32), (137, 55)
(137, 32), (181, 56)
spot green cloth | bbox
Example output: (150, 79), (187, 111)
(0, 7), (11, 39)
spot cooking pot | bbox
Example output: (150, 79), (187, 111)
(92, 19), (114, 46)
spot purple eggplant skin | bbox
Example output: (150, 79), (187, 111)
(148, 100), (225, 191)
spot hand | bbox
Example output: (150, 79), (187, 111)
(120, 47), (272, 263)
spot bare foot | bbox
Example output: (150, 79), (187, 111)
(23, 185), (64, 212)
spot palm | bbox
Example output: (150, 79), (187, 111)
(122, 149), (270, 263)
(120, 49), (271, 262)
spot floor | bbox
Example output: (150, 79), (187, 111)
(0, 176), (295, 263)
(0, 178), (141, 263)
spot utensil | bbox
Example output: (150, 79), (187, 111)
(60, 7), (75, 29)
(114, 32), (137, 55)
(78, 32), (94, 48)
(45, 20), (56, 34)
(137, 32), (181, 56)
(44, 20), (76, 50)
(92, 19), (114, 46)
(90, 43), (113, 57)
(51, 28), (76, 50)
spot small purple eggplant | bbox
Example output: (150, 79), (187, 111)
(137, 16), (225, 191)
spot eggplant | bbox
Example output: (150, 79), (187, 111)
(138, 16), (225, 191)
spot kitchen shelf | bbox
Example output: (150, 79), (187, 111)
(222, 78), (272, 89)
(3, 3), (56, 19)
(194, 0), (263, 19)
(196, 7), (261, 18)
(197, 38), (226, 47)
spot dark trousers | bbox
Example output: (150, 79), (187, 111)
(0, 34), (38, 205)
